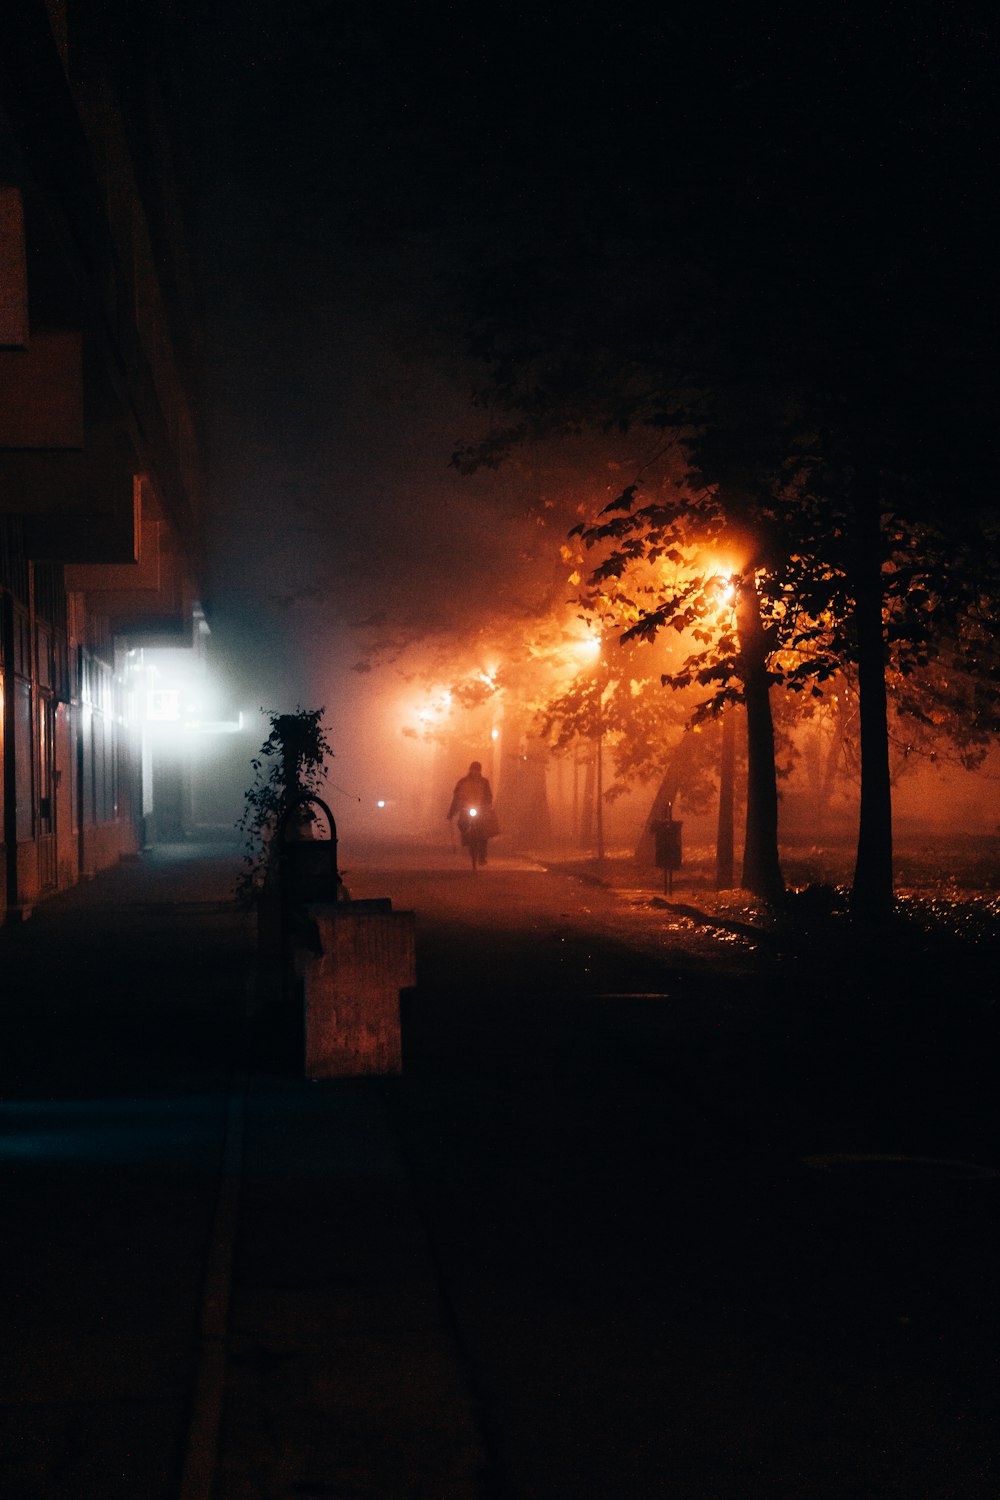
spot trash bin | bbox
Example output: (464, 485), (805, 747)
(651, 816), (682, 893)
(271, 792), (417, 1078)
(278, 794), (344, 907)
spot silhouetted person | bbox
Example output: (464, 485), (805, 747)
(447, 760), (495, 868)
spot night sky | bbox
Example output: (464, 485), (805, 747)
(157, 2), (996, 770)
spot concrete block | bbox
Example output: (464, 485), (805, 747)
(303, 902), (416, 1078)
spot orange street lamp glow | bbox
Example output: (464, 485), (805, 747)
(574, 634), (601, 661)
(705, 567), (736, 605)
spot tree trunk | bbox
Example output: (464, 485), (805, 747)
(715, 705), (736, 889)
(737, 575), (785, 903)
(851, 491), (894, 921)
(579, 749), (596, 847)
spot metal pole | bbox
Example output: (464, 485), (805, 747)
(716, 705), (736, 889)
(595, 709), (605, 865)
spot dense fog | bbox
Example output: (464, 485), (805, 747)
(159, 2), (997, 879)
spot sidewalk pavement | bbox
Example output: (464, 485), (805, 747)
(5, 840), (999, 1500)
(0, 844), (485, 1500)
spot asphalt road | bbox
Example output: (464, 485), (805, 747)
(1, 841), (997, 1499)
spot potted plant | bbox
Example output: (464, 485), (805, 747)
(236, 707), (335, 930)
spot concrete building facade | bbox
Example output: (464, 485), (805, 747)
(1, 1), (209, 917)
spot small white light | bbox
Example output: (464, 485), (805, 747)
(377, 799), (386, 808)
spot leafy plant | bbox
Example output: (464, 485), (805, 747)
(236, 707), (333, 907)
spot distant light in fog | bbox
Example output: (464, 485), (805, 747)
(377, 799), (386, 808)
(147, 688), (181, 722)
(138, 650), (246, 741)
(415, 686), (454, 727)
(705, 561), (740, 608)
(491, 727), (499, 741)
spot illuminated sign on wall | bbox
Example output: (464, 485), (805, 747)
(146, 689), (180, 722)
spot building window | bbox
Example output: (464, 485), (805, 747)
(14, 678), (33, 842)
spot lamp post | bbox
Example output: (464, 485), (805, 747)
(569, 631), (609, 864)
(591, 640), (613, 866)
(709, 572), (738, 891)
(595, 672), (605, 866)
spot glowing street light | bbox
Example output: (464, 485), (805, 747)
(574, 633), (602, 662)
